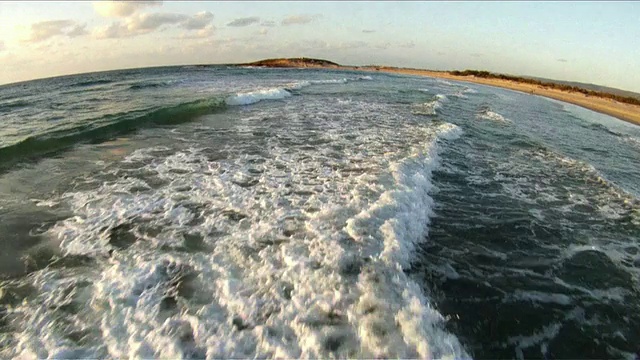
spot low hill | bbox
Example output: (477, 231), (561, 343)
(243, 57), (341, 68)
(449, 70), (640, 106)
(526, 77), (640, 101)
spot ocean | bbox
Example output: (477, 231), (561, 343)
(0, 65), (638, 359)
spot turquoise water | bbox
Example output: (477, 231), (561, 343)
(0, 66), (639, 359)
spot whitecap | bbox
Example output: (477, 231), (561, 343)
(225, 88), (292, 106)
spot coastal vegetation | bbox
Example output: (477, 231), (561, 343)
(450, 70), (640, 106)
(244, 57), (340, 68)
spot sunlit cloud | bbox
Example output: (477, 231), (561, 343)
(93, 1), (162, 18)
(227, 17), (260, 27)
(281, 14), (321, 26)
(25, 20), (88, 42)
(93, 22), (130, 39)
(94, 12), (214, 39)
(66, 24), (89, 37)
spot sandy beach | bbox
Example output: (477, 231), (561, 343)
(351, 66), (640, 126)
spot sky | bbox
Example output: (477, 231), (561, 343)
(1, 1), (639, 92)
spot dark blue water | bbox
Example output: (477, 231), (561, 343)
(0, 66), (638, 359)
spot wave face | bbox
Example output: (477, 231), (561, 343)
(0, 72), (372, 169)
(2, 66), (640, 360)
(0, 99), (227, 168)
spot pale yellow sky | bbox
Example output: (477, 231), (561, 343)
(1, 1), (639, 92)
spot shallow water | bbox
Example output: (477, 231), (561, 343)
(0, 66), (638, 359)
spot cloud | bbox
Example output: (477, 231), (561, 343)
(227, 17), (260, 27)
(362, 29), (376, 34)
(335, 41), (368, 50)
(183, 11), (214, 30)
(95, 12), (214, 39)
(25, 20), (88, 42)
(281, 14), (321, 26)
(66, 24), (88, 37)
(0, 41), (4, 52)
(257, 28), (268, 36)
(470, 53), (483, 57)
(261, 21), (276, 27)
(94, 22), (132, 39)
(93, 1), (162, 18)
(289, 39), (368, 52)
(177, 25), (216, 39)
(399, 41), (415, 49)
(128, 13), (188, 31)
(557, 58), (568, 63)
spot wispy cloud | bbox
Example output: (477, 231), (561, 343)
(557, 58), (568, 63)
(128, 13), (188, 32)
(227, 17), (260, 27)
(261, 21), (276, 27)
(290, 39), (368, 52)
(177, 25), (216, 39)
(93, 1), (162, 18)
(94, 12), (214, 39)
(25, 20), (88, 42)
(362, 29), (376, 34)
(281, 14), (321, 26)
(400, 41), (415, 49)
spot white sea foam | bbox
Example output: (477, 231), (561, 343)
(622, 135), (640, 148)
(311, 79), (349, 85)
(227, 76), (374, 105)
(4, 98), (467, 359)
(436, 79), (454, 86)
(225, 87), (292, 106)
(412, 94), (448, 116)
(477, 110), (510, 123)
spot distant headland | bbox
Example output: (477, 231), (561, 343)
(237, 58), (640, 126)
(242, 57), (341, 68)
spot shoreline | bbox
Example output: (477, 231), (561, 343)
(348, 66), (640, 126)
